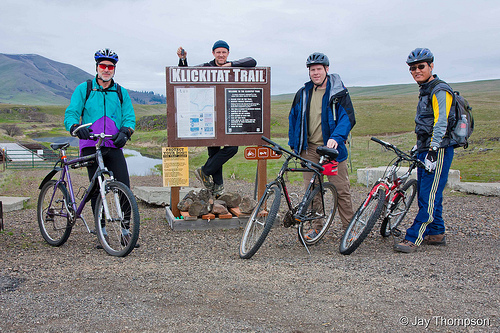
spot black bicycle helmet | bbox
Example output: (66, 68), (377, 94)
(306, 52), (329, 67)
(94, 48), (119, 64)
(406, 48), (434, 65)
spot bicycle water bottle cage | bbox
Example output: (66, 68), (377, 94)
(316, 146), (339, 161)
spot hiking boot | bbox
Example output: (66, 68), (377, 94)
(424, 234), (446, 246)
(96, 235), (109, 249)
(394, 239), (418, 253)
(213, 183), (224, 198)
(304, 229), (319, 240)
(195, 167), (214, 190)
(121, 233), (140, 248)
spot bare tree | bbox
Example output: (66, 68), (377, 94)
(1, 124), (23, 137)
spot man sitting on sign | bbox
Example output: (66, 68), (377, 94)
(176, 40), (257, 198)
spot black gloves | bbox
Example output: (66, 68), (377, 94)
(424, 148), (437, 173)
(112, 127), (132, 148)
(70, 124), (92, 140)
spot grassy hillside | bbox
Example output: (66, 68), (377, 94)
(0, 53), (166, 105)
(0, 79), (498, 183)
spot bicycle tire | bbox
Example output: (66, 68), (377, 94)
(339, 187), (386, 255)
(95, 180), (140, 257)
(37, 180), (73, 246)
(239, 184), (281, 259)
(297, 182), (338, 245)
(380, 179), (417, 237)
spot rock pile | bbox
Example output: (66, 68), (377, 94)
(177, 189), (257, 219)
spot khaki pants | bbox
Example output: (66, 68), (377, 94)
(301, 143), (354, 230)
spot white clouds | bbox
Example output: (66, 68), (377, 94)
(1, 0), (499, 95)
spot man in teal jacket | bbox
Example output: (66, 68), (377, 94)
(64, 48), (137, 248)
(288, 52), (356, 238)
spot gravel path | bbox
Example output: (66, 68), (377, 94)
(0, 170), (499, 332)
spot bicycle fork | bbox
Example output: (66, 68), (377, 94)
(98, 176), (114, 223)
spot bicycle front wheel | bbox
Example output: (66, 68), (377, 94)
(380, 179), (417, 237)
(239, 184), (281, 259)
(339, 187), (386, 255)
(95, 181), (140, 257)
(298, 182), (338, 245)
(37, 180), (72, 246)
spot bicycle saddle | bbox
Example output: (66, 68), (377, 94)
(316, 146), (339, 161)
(50, 142), (70, 150)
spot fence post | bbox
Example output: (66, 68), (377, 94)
(0, 201), (4, 231)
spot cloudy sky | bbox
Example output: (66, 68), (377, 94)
(2, 0), (499, 96)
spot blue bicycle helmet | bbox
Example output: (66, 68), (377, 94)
(306, 52), (329, 67)
(406, 48), (434, 65)
(94, 48), (119, 64)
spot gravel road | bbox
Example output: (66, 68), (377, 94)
(0, 170), (498, 332)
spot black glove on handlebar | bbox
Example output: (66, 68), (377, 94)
(112, 127), (132, 148)
(70, 124), (91, 140)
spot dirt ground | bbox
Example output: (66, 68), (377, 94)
(0, 170), (499, 332)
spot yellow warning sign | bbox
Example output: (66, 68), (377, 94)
(162, 147), (189, 187)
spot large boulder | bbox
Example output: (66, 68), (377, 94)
(217, 192), (241, 208)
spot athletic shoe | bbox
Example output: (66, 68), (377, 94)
(195, 167), (214, 190)
(424, 234), (446, 246)
(213, 183), (224, 198)
(95, 235), (109, 249)
(121, 233), (140, 248)
(393, 239), (418, 253)
(304, 229), (319, 240)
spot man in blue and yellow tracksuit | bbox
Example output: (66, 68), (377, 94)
(395, 48), (455, 253)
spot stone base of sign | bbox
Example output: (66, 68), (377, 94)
(134, 186), (197, 206)
(166, 206), (250, 231)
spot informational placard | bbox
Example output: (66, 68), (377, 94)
(225, 88), (263, 134)
(162, 147), (189, 187)
(175, 87), (215, 139)
(166, 66), (271, 147)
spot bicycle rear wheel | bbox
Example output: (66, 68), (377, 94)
(95, 180), (140, 257)
(339, 187), (386, 255)
(37, 180), (72, 246)
(380, 179), (417, 237)
(239, 184), (281, 259)
(297, 182), (338, 245)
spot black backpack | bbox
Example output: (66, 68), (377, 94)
(431, 80), (474, 149)
(85, 79), (123, 104)
(449, 91), (474, 148)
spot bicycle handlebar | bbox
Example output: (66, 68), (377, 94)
(71, 123), (113, 141)
(371, 137), (425, 168)
(261, 136), (324, 171)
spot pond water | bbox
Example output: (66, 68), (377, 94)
(34, 137), (162, 176)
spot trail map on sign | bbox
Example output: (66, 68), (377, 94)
(176, 87), (215, 138)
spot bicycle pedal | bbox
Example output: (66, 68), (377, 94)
(90, 229), (96, 235)
(392, 228), (402, 237)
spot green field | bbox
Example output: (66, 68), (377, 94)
(1, 79), (498, 183)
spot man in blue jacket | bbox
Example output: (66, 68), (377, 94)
(64, 48), (137, 248)
(288, 52), (356, 239)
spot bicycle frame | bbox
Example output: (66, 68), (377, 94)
(38, 133), (116, 233)
(279, 156), (325, 219)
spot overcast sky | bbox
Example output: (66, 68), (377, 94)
(2, 0), (499, 96)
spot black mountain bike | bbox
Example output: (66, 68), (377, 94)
(339, 137), (425, 255)
(239, 136), (339, 259)
(37, 124), (140, 257)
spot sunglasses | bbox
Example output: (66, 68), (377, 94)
(409, 64), (426, 72)
(98, 63), (116, 70)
